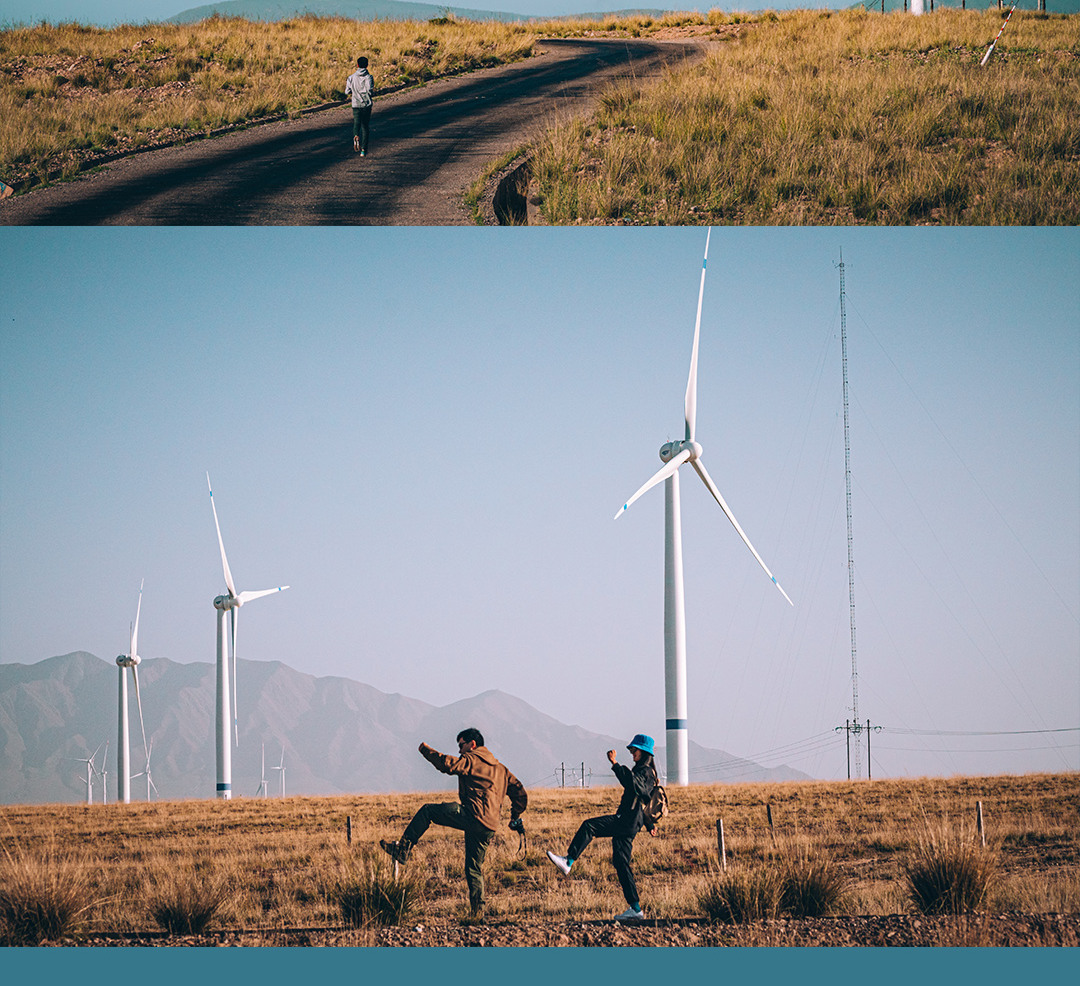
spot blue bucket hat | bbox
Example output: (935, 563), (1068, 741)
(627, 734), (654, 756)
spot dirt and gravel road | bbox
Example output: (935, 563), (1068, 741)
(0, 38), (706, 226)
(41, 913), (1080, 947)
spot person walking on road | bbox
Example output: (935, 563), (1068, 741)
(381, 728), (528, 916)
(346, 56), (374, 155)
(546, 733), (660, 923)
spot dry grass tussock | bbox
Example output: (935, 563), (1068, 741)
(0, 772), (1075, 942)
(531, 9), (1080, 224)
(0, 14), (537, 187)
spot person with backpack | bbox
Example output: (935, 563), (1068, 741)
(345, 56), (374, 155)
(546, 733), (662, 923)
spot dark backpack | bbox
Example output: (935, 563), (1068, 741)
(640, 772), (669, 828)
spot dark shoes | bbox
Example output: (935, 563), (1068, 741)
(380, 839), (410, 863)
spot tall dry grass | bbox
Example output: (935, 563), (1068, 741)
(0, 772), (1075, 934)
(531, 9), (1080, 224)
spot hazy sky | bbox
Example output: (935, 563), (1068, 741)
(1, 227), (1077, 783)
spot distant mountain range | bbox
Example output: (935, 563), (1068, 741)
(169, 0), (1080, 22)
(0, 652), (809, 805)
(169, 1), (676, 23)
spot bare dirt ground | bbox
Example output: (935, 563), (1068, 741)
(45, 913), (1080, 947)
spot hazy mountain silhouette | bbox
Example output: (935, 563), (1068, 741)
(0, 652), (809, 805)
(168, 1), (675, 23)
(168, 0), (1080, 23)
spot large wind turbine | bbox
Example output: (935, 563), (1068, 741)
(207, 474), (289, 800)
(116, 581), (149, 804)
(615, 229), (793, 787)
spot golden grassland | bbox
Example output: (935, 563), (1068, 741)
(2, 771), (1076, 935)
(531, 9), (1080, 223)
(2, 10), (1076, 222)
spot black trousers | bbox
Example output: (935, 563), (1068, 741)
(351, 105), (372, 152)
(567, 814), (639, 906)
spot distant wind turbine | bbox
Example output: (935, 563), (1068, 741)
(254, 743), (268, 798)
(614, 228), (792, 787)
(116, 581), (150, 805)
(70, 743), (103, 804)
(271, 746), (286, 798)
(96, 740), (110, 806)
(207, 474), (289, 800)
(132, 739), (158, 801)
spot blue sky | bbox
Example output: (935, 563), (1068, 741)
(1, 227), (1077, 783)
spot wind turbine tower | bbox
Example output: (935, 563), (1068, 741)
(615, 230), (793, 786)
(116, 581), (149, 804)
(207, 475), (289, 800)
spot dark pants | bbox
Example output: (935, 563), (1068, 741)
(352, 105), (372, 152)
(400, 802), (494, 913)
(567, 814), (639, 906)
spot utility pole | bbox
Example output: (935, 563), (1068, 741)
(835, 719), (882, 779)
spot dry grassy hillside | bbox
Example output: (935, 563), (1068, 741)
(2, 10), (1077, 222)
(2, 771), (1077, 945)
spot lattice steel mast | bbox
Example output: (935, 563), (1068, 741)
(839, 251), (862, 778)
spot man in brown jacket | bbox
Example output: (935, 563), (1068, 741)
(381, 727), (528, 914)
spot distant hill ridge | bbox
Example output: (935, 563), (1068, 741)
(0, 652), (809, 805)
(169, 0), (675, 24)
(170, 0), (1080, 23)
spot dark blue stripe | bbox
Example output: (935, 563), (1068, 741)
(666, 719), (687, 730)
(216, 782), (231, 791)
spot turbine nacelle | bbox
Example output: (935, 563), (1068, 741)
(116, 654), (141, 668)
(660, 440), (702, 464)
(214, 594), (238, 611)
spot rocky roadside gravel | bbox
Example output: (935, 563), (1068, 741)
(44, 913), (1080, 947)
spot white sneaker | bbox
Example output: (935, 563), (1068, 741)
(613, 906), (644, 922)
(546, 850), (572, 875)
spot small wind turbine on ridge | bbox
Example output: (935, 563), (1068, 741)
(614, 228), (792, 787)
(207, 474), (289, 800)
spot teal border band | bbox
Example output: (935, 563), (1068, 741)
(6, 944), (1075, 986)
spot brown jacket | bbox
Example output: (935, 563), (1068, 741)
(419, 742), (528, 832)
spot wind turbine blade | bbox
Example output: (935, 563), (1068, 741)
(684, 227), (711, 443)
(614, 449), (692, 520)
(690, 458), (794, 606)
(231, 608), (239, 746)
(131, 579), (144, 659)
(236, 586), (290, 605)
(207, 473), (237, 597)
(132, 663), (149, 764)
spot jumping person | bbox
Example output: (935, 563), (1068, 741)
(381, 728), (527, 916)
(546, 734), (659, 923)
(345, 56), (374, 155)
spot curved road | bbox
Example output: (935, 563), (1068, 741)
(1, 39), (705, 226)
